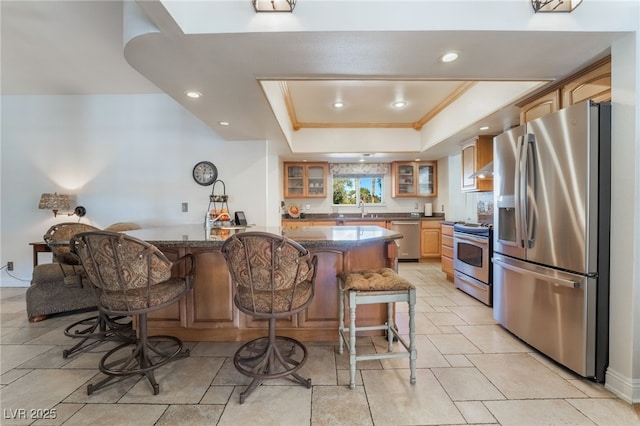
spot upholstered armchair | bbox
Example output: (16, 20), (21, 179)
(25, 222), (142, 322)
(26, 223), (100, 322)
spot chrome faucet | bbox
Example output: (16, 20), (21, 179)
(359, 200), (366, 218)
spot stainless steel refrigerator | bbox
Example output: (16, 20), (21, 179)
(493, 100), (610, 382)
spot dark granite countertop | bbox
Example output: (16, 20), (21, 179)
(282, 212), (446, 222)
(124, 224), (402, 249)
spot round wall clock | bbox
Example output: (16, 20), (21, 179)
(192, 161), (218, 186)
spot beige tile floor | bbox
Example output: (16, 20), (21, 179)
(1, 261), (638, 425)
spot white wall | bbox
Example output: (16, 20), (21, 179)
(0, 94), (270, 286)
(444, 153), (479, 222)
(605, 33), (640, 403)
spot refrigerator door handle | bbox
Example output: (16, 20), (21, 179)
(493, 257), (580, 289)
(515, 135), (525, 248)
(525, 134), (538, 248)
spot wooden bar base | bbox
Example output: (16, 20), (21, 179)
(137, 226), (401, 343)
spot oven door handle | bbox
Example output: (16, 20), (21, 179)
(454, 233), (488, 245)
(493, 257), (580, 289)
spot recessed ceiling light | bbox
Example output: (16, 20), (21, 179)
(185, 91), (202, 99)
(479, 126), (490, 131)
(333, 101), (344, 108)
(218, 121), (230, 126)
(415, 158), (421, 162)
(392, 101), (407, 109)
(440, 51), (459, 63)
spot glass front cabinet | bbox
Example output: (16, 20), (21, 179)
(392, 161), (437, 197)
(283, 162), (328, 198)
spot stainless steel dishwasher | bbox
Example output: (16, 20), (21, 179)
(390, 221), (421, 261)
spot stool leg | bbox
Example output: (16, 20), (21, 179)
(409, 289), (417, 385)
(338, 281), (345, 355)
(387, 302), (393, 352)
(349, 290), (357, 389)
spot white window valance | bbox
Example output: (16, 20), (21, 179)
(329, 163), (390, 175)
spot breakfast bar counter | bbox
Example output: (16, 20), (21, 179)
(125, 224), (402, 342)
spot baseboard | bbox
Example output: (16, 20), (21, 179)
(605, 367), (640, 403)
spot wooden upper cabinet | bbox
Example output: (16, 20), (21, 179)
(392, 161), (437, 197)
(461, 135), (493, 192)
(283, 162), (328, 198)
(562, 60), (611, 106)
(520, 90), (561, 124)
(520, 56), (611, 123)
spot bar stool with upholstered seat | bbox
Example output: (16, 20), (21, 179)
(221, 231), (318, 404)
(338, 267), (417, 389)
(70, 230), (193, 395)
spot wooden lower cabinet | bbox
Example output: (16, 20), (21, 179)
(282, 220), (389, 228)
(186, 247), (237, 329)
(147, 242), (393, 341)
(311, 221), (338, 226)
(420, 221), (441, 258)
(147, 246), (187, 328)
(341, 220), (387, 228)
(281, 220), (306, 228)
(441, 223), (454, 281)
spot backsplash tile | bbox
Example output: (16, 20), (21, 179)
(477, 192), (494, 224)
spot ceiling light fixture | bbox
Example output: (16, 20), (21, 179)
(392, 101), (407, 109)
(333, 101), (345, 108)
(218, 121), (230, 126)
(479, 126), (490, 131)
(253, 0), (296, 12)
(185, 91), (202, 99)
(440, 51), (459, 63)
(531, 0), (582, 12)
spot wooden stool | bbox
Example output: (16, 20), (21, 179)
(338, 268), (417, 389)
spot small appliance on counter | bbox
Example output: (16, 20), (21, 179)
(235, 211), (247, 226)
(424, 203), (433, 216)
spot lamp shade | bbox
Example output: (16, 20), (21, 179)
(38, 193), (70, 211)
(531, 0), (582, 12)
(253, 0), (296, 12)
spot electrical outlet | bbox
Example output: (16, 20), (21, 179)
(182, 202), (188, 212)
(7, 262), (13, 271)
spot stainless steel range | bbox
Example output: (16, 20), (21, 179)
(453, 222), (493, 306)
